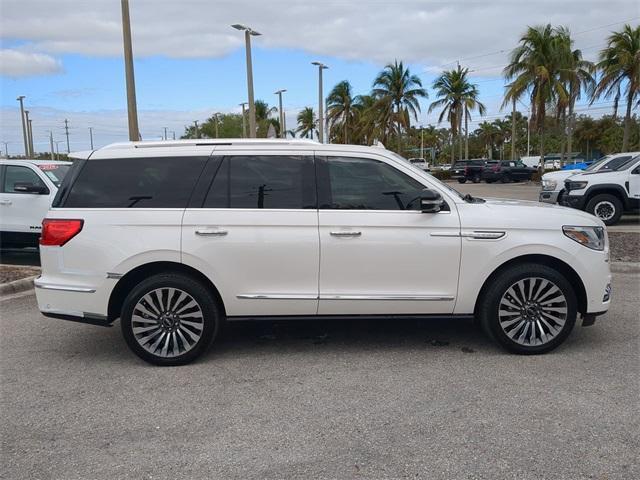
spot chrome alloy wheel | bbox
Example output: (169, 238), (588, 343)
(131, 288), (204, 358)
(498, 277), (568, 347)
(593, 200), (616, 221)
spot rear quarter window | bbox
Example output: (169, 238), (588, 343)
(63, 157), (208, 208)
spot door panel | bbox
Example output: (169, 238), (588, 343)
(0, 165), (51, 235)
(316, 155), (461, 315)
(181, 153), (319, 317)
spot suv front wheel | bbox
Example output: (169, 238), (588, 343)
(585, 193), (623, 226)
(121, 273), (220, 365)
(478, 263), (577, 354)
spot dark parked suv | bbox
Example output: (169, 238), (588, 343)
(451, 159), (486, 183)
(482, 160), (536, 183)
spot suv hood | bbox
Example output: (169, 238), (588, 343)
(460, 197), (603, 229)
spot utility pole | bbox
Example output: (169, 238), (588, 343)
(193, 120), (199, 139)
(64, 119), (70, 153)
(171, 131), (176, 140)
(163, 127), (167, 140)
(240, 102), (248, 138)
(121, 0), (140, 141)
(24, 110), (31, 156)
(17, 96), (29, 157)
(89, 127), (94, 149)
(274, 90), (286, 138)
(2, 142), (8, 158)
(48, 131), (55, 160)
(54, 141), (62, 160)
(27, 117), (34, 157)
(232, 25), (261, 138)
(214, 114), (219, 138)
(420, 127), (424, 160)
(511, 98), (516, 160)
(312, 62), (328, 143)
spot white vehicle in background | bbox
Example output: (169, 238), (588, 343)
(520, 156), (541, 169)
(35, 139), (611, 365)
(540, 153), (640, 205)
(407, 157), (430, 171)
(0, 159), (72, 248)
(561, 153), (640, 225)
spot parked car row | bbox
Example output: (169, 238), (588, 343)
(451, 159), (537, 184)
(540, 152), (640, 225)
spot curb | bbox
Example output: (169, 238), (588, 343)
(0, 275), (38, 297)
(610, 262), (640, 274)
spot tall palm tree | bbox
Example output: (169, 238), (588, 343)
(353, 94), (394, 146)
(296, 107), (317, 139)
(555, 27), (595, 164)
(503, 24), (569, 166)
(592, 24), (639, 151)
(372, 60), (427, 150)
(475, 121), (499, 159)
(429, 66), (485, 163)
(326, 81), (358, 144)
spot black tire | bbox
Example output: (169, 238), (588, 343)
(121, 273), (221, 366)
(585, 193), (623, 226)
(472, 175), (481, 183)
(458, 178), (467, 184)
(485, 179), (495, 184)
(500, 174), (511, 183)
(478, 263), (577, 355)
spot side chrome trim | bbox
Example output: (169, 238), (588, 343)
(461, 230), (506, 240)
(237, 294), (318, 300)
(321, 294), (455, 301)
(106, 272), (123, 279)
(237, 294), (455, 301)
(35, 282), (96, 293)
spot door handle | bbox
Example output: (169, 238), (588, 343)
(0, 200), (12, 206)
(330, 231), (362, 237)
(195, 228), (228, 237)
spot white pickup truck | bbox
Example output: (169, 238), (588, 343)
(0, 159), (71, 248)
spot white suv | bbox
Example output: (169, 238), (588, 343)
(0, 159), (71, 248)
(35, 140), (612, 365)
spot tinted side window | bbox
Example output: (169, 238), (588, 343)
(203, 155), (315, 209)
(4, 166), (46, 193)
(322, 156), (426, 210)
(64, 157), (207, 208)
(601, 156), (631, 171)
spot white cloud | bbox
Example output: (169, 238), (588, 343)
(1, 0), (638, 67)
(0, 49), (63, 78)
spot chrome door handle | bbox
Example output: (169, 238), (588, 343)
(195, 229), (228, 236)
(330, 231), (362, 237)
(0, 200), (12, 206)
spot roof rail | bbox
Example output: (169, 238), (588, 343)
(99, 138), (321, 150)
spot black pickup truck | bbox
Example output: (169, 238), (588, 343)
(451, 159), (487, 183)
(482, 160), (536, 183)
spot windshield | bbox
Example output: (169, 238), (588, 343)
(584, 156), (610, 171)
(38, 163), (71, 187)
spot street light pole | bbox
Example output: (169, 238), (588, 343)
(214, 114), (220, 138)
(89, 127), (94, 149)
(311, 62), (328, 143)
(64, 119), (70, 153)
(239, 102), (248, 138)
(193, 120), (199, 139)
(163, 127), (167, 141)
(232, 24), (261, 139)
(16, 96), (29, 157)
(48, 131), (55, 160)
(121, 0), (140, 141)
(28, 118), (35, 156)
(511, 98), (516, 161)
(24, 111), (32, 156)
(274, 89), (286, 138)
(420, 127), (424, 160)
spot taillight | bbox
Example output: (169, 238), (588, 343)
(40, 219), (84, 246)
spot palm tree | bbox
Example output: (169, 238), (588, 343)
(326, 81), (359, 144)
(296, 107), (317, 139)
(429, 66), (485, 163)
(503, 25), (569, 167)
(475, 121), (499, 159)
(353, 94), (394, 145)
(255, 100), (279, 138)
(372, 60), (427, 150)
(555, 27), (594, 164)
(592, 24), (640, 151)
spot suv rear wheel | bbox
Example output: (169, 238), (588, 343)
(478, 263), (577, 354)
(120, 273), (220, 365)
(585, 193), (623, 226)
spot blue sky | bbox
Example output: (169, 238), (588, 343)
(0, 0), (637, 155)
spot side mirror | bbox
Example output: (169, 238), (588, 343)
(420, 190), (444, 213)
(13, 183), (48, 194)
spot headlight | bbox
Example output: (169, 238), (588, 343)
(563, 226), (606, 250)
(541, 179), (557, 191)
(566, 181), (588, 191)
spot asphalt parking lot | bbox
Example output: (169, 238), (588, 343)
(1, 272), (639, 479)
